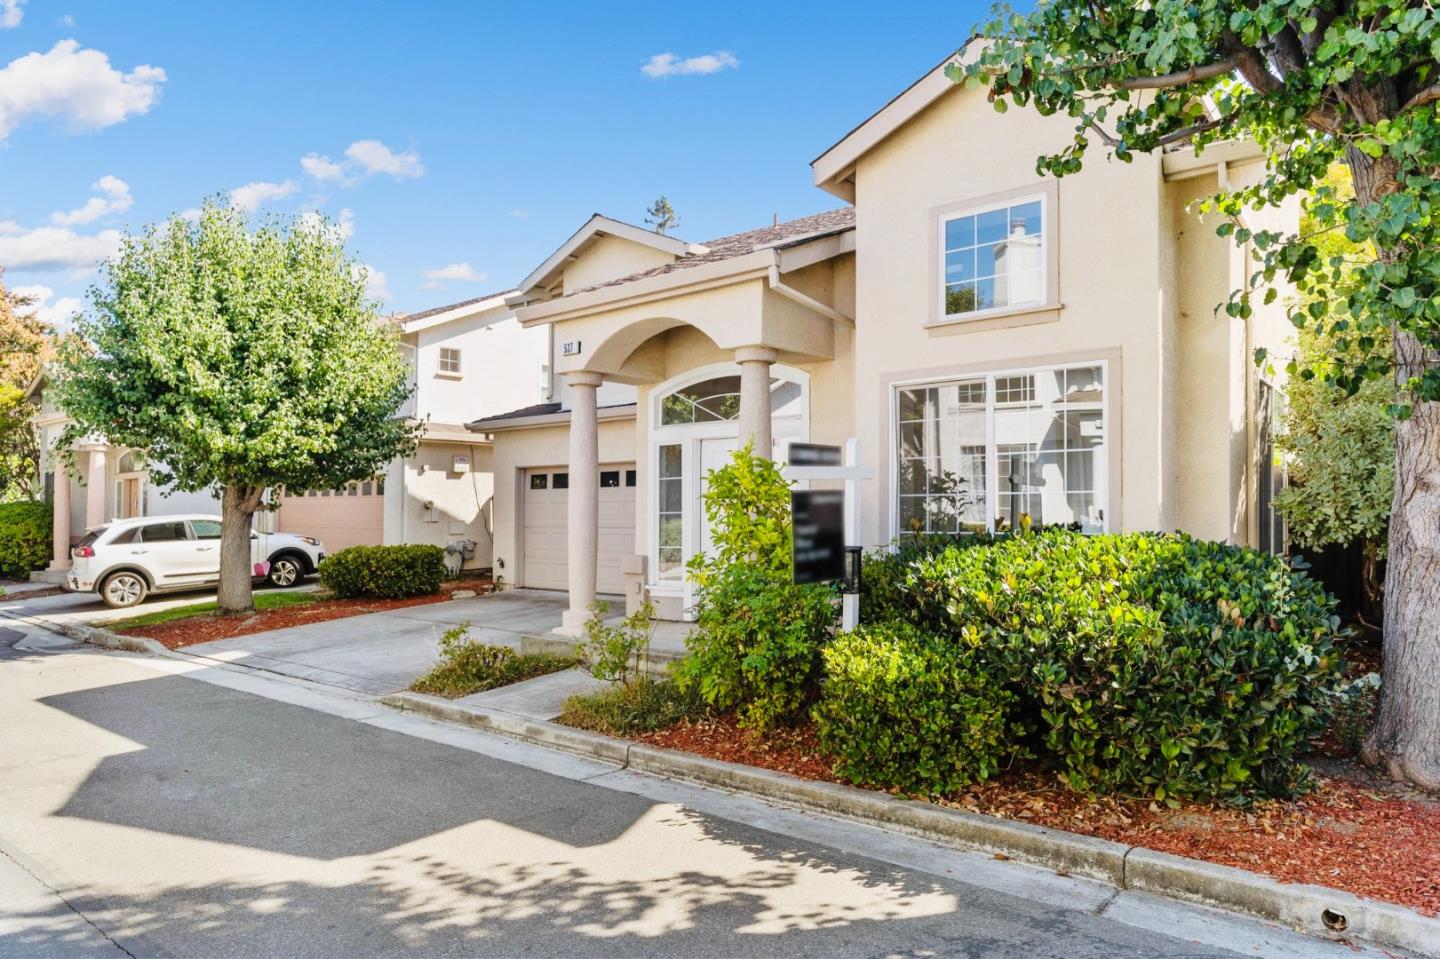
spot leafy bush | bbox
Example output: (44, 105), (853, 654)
(411, 621), (577, 698)
(1322, 672), (1381, 757)
(861, 534), (988, 626)
(672, 444), (837, 730)
(0, 500), (51, 579)
(559, 679), (705, 736)
(582, 599), (655, 684)
(815, 622), (1023, 796)
(319, 544), (446, 599)
(902, 530), (1343, 802)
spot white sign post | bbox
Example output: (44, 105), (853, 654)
(783, 437), (875, 631)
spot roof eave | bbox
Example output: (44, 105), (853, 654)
(399, 291), (517, 334)
(515, 214), (705, 301)
(466, 403), (638, 433)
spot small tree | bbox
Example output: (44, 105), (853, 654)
(644, 195), (681, 235)
(0, 272), (48, 502)
(53, 202), (419, 613)
(957, 0), (1440, 788)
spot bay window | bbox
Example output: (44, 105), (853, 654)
(895, 363), (1106, 535)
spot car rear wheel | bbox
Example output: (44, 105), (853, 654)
(101, 571), (148, 608)
(267, 554), (304, 588)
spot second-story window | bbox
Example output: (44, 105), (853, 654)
(437, 347), (462, 376)
(941, 196), (1045, 319)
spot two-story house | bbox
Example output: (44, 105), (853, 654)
(471, 53), (1297, 633)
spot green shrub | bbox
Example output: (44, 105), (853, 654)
(1322, 672), (1381, 756)
(673, 444), (837, 730)
(815, 622), (1023, 796)
(861, 534), (989, 626)
(0, 500), (51, 579)
(908, 529), (1343, 803)
(411, 621), (577, 698)
(558, 679), (705, 736)
(581, 599), (655, 684)
(319, 544), (446, 599)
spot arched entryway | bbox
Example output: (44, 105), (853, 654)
(648, 362), (809, 612)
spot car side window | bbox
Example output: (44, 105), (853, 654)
(139, 521), (189, 543)
(190, 520), (222, 540)
(107, 528), (138, 545)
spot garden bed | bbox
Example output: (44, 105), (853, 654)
(630, 713), (1439, 916)
(111, 578), (491, 649)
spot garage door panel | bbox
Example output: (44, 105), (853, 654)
(524, 466), (635, 593)
(278, 482), (384, 555)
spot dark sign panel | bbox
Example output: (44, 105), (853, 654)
(792, 489), (846, 584)
(788, 442), (842, 467)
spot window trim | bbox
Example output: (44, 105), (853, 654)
(888, 358), (1113, 539)
(436, 346), (462, 379)
(930, 181), (1061, 329)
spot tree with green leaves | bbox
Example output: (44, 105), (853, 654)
(0, 272), (48, 502)
(52, 202), (419, 614)
(957, 0), (1440, 787)
(644, 195), (681, 235)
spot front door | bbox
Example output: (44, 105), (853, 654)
(122, 478), (141, 519)
(697, 437), (739, 559)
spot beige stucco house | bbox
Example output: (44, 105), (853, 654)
(472, 54), (1297, 634)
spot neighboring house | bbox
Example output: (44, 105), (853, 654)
(473, 53), (1298, 633)
(27, 372), (225, 583)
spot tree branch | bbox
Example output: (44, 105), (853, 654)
(1152, 115), (1230, 147)
(1401, 83), (1440, 114)
(1222, 31), (1284, 95)
(1121, 58), (1236, 89)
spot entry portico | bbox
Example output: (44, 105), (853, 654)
(489, 210), (856, 631)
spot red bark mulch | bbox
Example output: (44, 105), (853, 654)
(638, 714), (1440, 916)
(120, 579), (492, 649)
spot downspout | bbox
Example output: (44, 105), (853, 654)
(767, 254), (854, 326)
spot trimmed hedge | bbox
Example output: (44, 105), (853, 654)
(893, 530), (1344, 802)
(318, 544), (446, 599)
(0, 501), (51, 579)
(815, 622), (1022, 796)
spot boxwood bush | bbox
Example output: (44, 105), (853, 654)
(0, 501), (52, 579)
(900, 530), (1343, 802)
(318, 544), (446, 599)
(815, 621), (1023, 796)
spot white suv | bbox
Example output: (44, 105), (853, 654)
(66, 514), (327, 608)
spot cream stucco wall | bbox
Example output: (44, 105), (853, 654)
(488, 416), (638, 590)
(849, 83), (1166, 546)
(561, 234), (677, 296)
(412, 307), (550, 423)
(385, 440), (495, 570)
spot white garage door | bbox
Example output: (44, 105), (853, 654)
(523, 464), (636, 594)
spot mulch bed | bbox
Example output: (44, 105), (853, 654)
(120, 578), (492, 649)
(637, 714), (1440, 916)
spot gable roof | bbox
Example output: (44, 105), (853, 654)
(513, 214), (705, 302)
(398, 289), (517, 333)
(560, 207), (856, 298)
(812, 47), (975, 200)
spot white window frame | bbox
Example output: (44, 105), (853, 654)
(888, 359), (1110, 538)
(647, 361), (810, 609)
(436, 346), (462, 377)
(937, 192), (1049, 324)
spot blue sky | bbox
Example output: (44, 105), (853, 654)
(1, 0), (995, 323)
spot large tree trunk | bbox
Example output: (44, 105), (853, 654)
(218, 484), (262, 615)
(1363, 331), (1440, 788)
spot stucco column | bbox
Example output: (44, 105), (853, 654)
(736, 346), (778, 458)
(49, 458), (71, 570)
(559, 371), (604, 635)
(84, 447), (107, 531)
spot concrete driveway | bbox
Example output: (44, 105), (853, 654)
(157, 589), (572, 695)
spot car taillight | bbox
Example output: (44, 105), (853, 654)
(73, 546), (94, 558)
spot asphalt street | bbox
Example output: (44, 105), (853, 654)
(0, 626), (1382, 958)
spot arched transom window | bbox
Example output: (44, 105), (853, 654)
(657, 375), (805, 426)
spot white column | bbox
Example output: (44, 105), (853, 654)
(736, 346), (777, 458)
(49, 458), (72, 570)
(84, 447), (107, 530)
(559, 371), (603, 635)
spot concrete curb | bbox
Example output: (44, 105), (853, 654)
(382, 689), (1440, 959)
(62, 622), (169, 656)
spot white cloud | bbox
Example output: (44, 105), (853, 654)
(0, 40), (166, 142)
(0, 219), (23, 235)
(297, 206), (354, 241)
(0, 223), (120, 273)
(57, 13), (75, 28)
(229, 179), (297, 215)
(343, 139), (424, 179)
(177, 207), (202, 222)
(10, 284), (82, 329)
(421, 262), (486, 289)
(49, 174), (132, 226)
(354, 263), (389, 303)
(2, 0), (24, 29)
(641, 50), (739, 78)
(300, 151), (346, 183)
